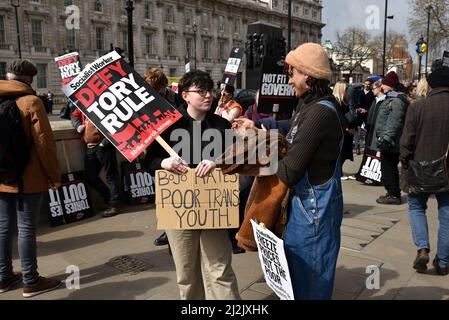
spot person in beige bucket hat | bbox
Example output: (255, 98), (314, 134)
(234, 43), (346, 299)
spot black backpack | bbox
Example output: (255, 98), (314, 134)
(0, 96), (30, 186)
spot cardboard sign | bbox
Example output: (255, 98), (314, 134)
(356, 148), (382, 185)
(251, 220), (294, 300)
(62, 51), (183, 162)
(443, 51), (449, 67)
(257, 56), (296, 116)
(47, 171), (93, 227)
(221, 47), (245, 87)
(55, 52), (82, 86)
(155, 168), (239, 230)
(122, 161), (155, 205)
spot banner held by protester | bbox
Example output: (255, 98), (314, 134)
(443, 51), (449, 67)
(356, 148), (382, 185)
(251, 219), (294, 300)
(62, 51), (183, 162)
(221, 48), (245, 87)
(155, 168), (239, 230)
(257, 56), (296, 116)
(55, 52), (82, 87)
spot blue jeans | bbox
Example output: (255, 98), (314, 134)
(408, 192), (449, 267)
(85, 145), (120, 207)
(0, 192), (43, 285)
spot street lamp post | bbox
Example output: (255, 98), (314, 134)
(125, 0), (134, 68)
(11, 0), (21, 58)
(193, 22), (198, 70)
(382, 0), (394, 76)
(425, 4), (433, 75)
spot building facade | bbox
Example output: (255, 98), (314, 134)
(0, 0), (324, 97)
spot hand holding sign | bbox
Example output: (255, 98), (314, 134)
(195, 159), (216, 177)
(161, 156), (189, 175)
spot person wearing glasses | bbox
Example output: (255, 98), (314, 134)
(365, 80), (386, 154)
(144, 70), (240, 300)
(214, 85), (243, 122)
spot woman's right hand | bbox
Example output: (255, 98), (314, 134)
(161, 156), (189, 175)
(232, 118), (256, 136)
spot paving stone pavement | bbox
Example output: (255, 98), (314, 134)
(1, 154), (448, 300)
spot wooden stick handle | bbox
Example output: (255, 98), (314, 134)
(61, 140), (72, 173)
(156, 135), (179, 158)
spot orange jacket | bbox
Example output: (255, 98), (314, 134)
(0, 80), (60, 193)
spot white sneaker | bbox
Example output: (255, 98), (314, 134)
(341, 176), (349, 181)
(348, 175), (357, 180)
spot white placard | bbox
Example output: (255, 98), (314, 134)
(251, 219), (294, 300)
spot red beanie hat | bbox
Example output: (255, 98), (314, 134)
(382, 71), (399, 88)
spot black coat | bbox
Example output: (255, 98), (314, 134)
(144, 106), (231, 175)
(400, 87), (449, 165)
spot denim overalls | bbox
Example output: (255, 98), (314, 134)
(284, 100), (344, 300)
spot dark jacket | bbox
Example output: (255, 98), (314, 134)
(400, 87), (449, 165)
(276, 92), (344, 186)
(366, 95), (386, 151)
(144, 106), (231, 174)
(373, 91), (407, 153)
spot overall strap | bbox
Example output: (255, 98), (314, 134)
(318, 100), (344, 150)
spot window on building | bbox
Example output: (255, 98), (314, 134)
(165, 5), (174, 24)
(283, 1), (288, 11)
(186, 38), (194, 60)
(36, 64), (47, 89)
(304, 7), (310, 16)
(96, 27), (104, 50)
(294, 5), (299, 14)
(145, 33), (153, 54)
(0, 62), (6, 80)
(273, 0), (279, 8)
(64, 0), (74, 6)
(218, 40), (226, 60)
(94, 0), (103, 12)
(67, 29), (76, 49)
(203, 39), (210, 59)
(0, 16), (6, 46)
(185, 9), (193, 26)
(122, 30), (128, 52)
(233, 18), (240, 34)
(312, 10), (318, 19)
(218, 16), (225, 33)
(169, 68), (177, 77)
(121, 0), (127, 16)
(31, 19), (43, 48)
(144, 1), (154, 20)
(202, 13), (209, 29)
(166, 34), (175, 55)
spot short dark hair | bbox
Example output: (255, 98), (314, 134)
(224, 85), (235, 96)
(306, 77), (331, 97)
(178, 70), (214, 96)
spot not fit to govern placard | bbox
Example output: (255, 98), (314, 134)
(155, 169), (240, 230)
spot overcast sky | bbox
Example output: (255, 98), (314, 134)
(322, 0), (415, 55)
